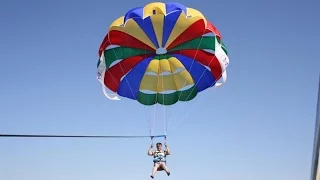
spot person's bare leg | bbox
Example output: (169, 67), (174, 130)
(151, 163), (159, 179)
(160, 162), (170, 176)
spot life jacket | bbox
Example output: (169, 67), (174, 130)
(153, 150), (166, 163)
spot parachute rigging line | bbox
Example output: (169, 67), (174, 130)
(0, 134), (166, 139)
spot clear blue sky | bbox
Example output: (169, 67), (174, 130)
(0, 0), (319, 179)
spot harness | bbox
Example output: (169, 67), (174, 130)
(153, 150), (166, 163)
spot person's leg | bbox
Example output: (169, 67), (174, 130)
(151, 163), (160, 179)
(159, 162), (170, 176)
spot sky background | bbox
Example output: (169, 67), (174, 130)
(0, 0), (319, 180)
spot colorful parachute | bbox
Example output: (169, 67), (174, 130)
(97, 2), (229, 106)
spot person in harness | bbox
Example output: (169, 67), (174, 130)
(148, 138), (171, 179)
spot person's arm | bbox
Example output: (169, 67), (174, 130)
(165, 144), (171, 155)
(148, 144), (154, 156)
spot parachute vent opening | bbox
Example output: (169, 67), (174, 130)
(156, 47), (167, 55)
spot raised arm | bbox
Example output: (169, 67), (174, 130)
(165, 143), (171, 155)
(148, 144), (154, 156)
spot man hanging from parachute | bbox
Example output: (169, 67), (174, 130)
(96, 1), (230, 178)
(148, 136), (171, 179)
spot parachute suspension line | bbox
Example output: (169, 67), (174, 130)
(168, 30), (195, 132)
(120, 35), (154, 136)
(143, 105), (152, 136)
(168, 86), (214, 131)
(151, 63), (161, 137)
(163, 101), (167, 136)
(161, 65), (167, 136)
(167, 54), (226, 132)
(100, 45), (163, 138)
(167, 28), (227, 132)
(168, 74), (223, 131)
(143, 42), (154, 137)
(99, 50), (155, 135)
(106, 36), (161, 138)
(168, 60), (225, 131)
(164, 32), (186, 134)
(165, 28), (207, 133)
(145, 38), (155, 137)
(152, 97), (157, 136)
(142, 45), (153, 137)
(164, 34), (183, 134)
(166, 30), (190, 134)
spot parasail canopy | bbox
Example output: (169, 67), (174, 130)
(97, 2), (229, 106)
